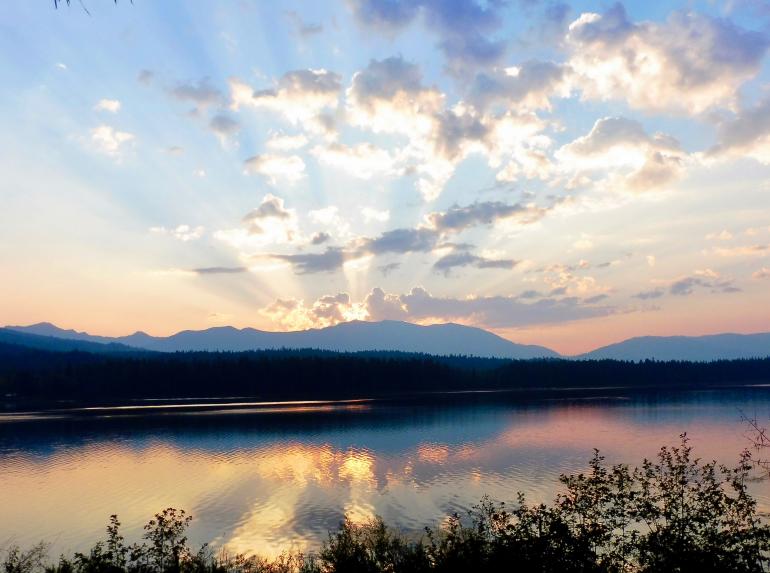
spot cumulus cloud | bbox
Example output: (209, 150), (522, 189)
(708, 95), (770, 164)
(150, 224), (205, 242)
(556, 117), (687, 192)
(261, 292), (364, 330)
(230, 69), (341, 131)
(753, 267), (770, 279)
(344, 56), (559, 199)
(94, 99), (121, 113)
(243, 154), (306, 185)
(348, 0), (507, 75)
(260, 286), (614, 330)
(467, 60), (569, 112)
(215, 194), (300, 251)
(566, 4), (769, 114)
(90, 124), (135, 157)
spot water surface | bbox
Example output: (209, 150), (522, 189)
(1, 388), (769, 557)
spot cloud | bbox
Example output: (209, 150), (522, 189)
(209, 114), (241, 141)
(467, 60), (569, 112)
(94, 99), (121, 113)
(363, 227), (440, 256)
(426, 200), (549, 231)
(348, 0), (507, 75)
(260, 286), (614, 330)
(90, 125), (135, 157)
(311, 142), (397, 179)
(169, 78), (223, 110)
(753, 267), (770, 279)
(566, 4), (769, 114)
(243, 154), (306, 185)
(708, 95), (770, 164)
(709, 244), (769, 257)
(150, 224), (205, 242)
(393, 287), (614, 328)
(361, 207), (390, 223)
(633, 288), (665, 300)
(433, 251), (517, 274)
(669, 272), (741, 295)
(261, 292), (364, 330)
(266, 133), (309, 151)
(230, 69), (341, 130)
(377, 262), (401, 276)
(253, 198), (554, 274)
(285, 10), (323, 38)
(192, 266), (248, 275)
(215, 194), (300, 251)
(271, 248), (350, 274)
(556, 117), (686, 192)
(705, 230), (734, 241)
(346, 56), (443, 134)
(311, 232), (331, 245)
(345, 56), (557, 199)
(137, 69), (154, 85)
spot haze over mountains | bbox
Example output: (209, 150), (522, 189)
(2, 321), (769, 362)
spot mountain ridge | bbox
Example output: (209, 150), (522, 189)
(5, 321), (770, 361)
(4, 320), (558, 359)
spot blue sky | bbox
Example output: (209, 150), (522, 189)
(1, 0), (769, 353)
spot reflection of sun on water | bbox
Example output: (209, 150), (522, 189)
(2, 400), (767, 560)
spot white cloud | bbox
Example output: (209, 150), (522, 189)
(214, 194), (301, 252)
(243, 154), (306, 185)
(266, 133), (309, 151)
(150, 224), (204, 242)
(94, 99), (121, 113)
(230, 69), (340, 132)
(361, 207), (390, 223)
(566, 4), (768, 114)
(556, 117), (687, 192)
(90, 125), (135, 157)
(311, 142), (397, 179)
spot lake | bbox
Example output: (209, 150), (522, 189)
(1, 388), (770, 557)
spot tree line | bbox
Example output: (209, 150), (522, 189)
(1, 342), (769, 405)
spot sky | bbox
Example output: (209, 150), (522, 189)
(1, 0), (769, 355)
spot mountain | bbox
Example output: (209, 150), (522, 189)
(579, 332), (770, 361)
(5, 320), (559, 359)
(0, 328), (140, 354)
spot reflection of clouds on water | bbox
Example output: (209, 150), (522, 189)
(1, 391), (770, 557)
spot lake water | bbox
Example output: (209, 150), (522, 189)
(2, 388), (770, 558)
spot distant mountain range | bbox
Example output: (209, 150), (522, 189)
(3, 320), (558, 359)
(579, 333), (770, 362)
(2, 321), (769, 361)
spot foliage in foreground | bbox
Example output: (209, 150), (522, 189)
(4, 436), (770, 573)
